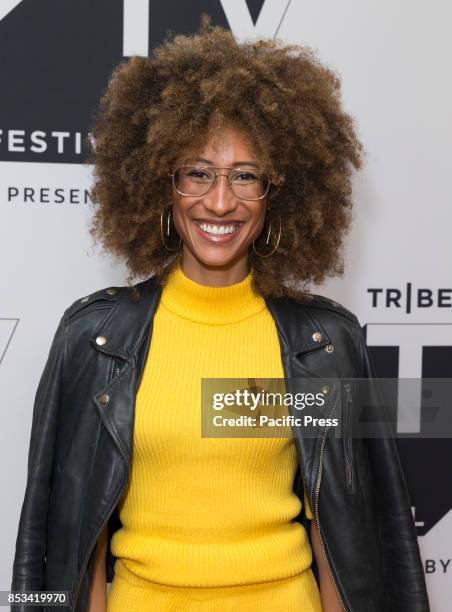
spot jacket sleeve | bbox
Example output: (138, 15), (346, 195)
(11, 311), (69, 610)
(359, 325), (430, 612)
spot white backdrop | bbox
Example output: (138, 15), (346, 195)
(1, 1), (450, 608)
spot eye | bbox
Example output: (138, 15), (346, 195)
(188, 169), (208, 177)
(233, 171), (259, 182)
(185, 167), (212, 180)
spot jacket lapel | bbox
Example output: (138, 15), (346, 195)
(90, 276), (163, 463)
(264, 295), (338, 499)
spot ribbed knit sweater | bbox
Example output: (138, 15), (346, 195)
(108, 260), (316, 598)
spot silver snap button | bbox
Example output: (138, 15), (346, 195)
(80, 297), (89, 303)
(325, 344), (334, 353)
(106, 288), (117, 295)
(322, 385), (330, 395)
(312, 332), (322, 342)
(99, 393), (110, 405)
(96, 336), (107, 346)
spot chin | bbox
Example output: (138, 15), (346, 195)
(190, 247), (245, 268)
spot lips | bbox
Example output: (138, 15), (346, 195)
(192, 219), (244, 242)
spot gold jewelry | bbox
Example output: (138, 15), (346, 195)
(160, 206), (181, 252)
(252, 214), (281, 257)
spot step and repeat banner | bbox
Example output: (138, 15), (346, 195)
(1, 1), (450, 608)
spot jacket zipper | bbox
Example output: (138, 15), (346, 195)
(313, 395), (349, 612)
(71, 358), (127, 610)
(72, 353), (137, 609)
(71, 474), (127, 611)
(344, 382), (355, 492)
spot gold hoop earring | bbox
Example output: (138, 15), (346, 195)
(252, 214), (282, 258)
(160, 206), (182, 252)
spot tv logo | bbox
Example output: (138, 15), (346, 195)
(2, 0), (292, 56)
(123, 0), (290, 56)
(365, 323), (452, 433)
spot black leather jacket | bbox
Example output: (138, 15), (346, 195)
(11, 273), (430, 612)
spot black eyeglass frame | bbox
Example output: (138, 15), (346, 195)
(168, 164), (271, 201)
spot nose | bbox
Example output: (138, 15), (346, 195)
(203, 172), (237, 215)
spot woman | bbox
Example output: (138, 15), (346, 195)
(12, 15), (429, 612)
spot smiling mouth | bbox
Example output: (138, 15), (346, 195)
(193, 220), (244, 236)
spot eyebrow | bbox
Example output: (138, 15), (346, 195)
(185, 157), (259, 168)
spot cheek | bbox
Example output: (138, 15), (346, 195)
(252, 208), (267, 233)
(171, 203), (189, 231)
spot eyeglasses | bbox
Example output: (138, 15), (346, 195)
(168, 165), (271, 200)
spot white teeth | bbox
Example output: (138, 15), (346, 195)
(195, 221), (240, 235)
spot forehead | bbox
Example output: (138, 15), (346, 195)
(180, 125), (260, 166)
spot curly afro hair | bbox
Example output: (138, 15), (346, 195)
(87, 13), (365, 303)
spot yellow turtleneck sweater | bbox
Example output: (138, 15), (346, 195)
(107, 261), (320, 611)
